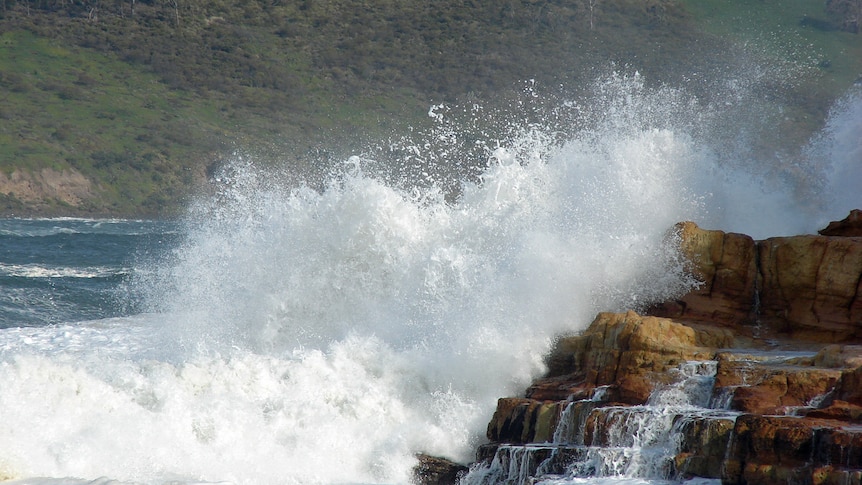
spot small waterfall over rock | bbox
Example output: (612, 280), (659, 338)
(463, 361), (739, 484)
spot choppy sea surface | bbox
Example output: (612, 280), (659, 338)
(0, 73), (859, 485)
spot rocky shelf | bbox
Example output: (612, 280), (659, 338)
(415, 209), (862, 485)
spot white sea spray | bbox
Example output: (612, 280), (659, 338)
(0, 73), (857, 485)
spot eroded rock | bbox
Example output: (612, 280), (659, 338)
(472, 211), (862, 485)
(819, 209), (862, 236)
(545, 310), (733, 404)
(724, 414), (862, 485)
(0, 168), (94, 208)
(758, 234), (862, 342)
(650, 221), (758, 326)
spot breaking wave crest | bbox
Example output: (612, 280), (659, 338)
(0, 72), (858, 484)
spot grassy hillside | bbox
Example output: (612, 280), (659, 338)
(684, 0), (862, 124)
(0, 0), (858, 216)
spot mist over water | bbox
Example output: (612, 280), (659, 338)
(0, 72), (859, 485)
(808, 91), (862, 222)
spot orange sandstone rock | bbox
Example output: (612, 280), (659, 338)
(651, 221), (758, 325)
(475, 212), (862, 485)
(545, 310), (732, 404)
(758, 234), (862, 342)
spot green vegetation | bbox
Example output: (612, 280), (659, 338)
(0, 0), (858, 216)
(0, 29), (214, 214)
(682, 0), (862, 128)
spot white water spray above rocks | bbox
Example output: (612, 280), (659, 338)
(0, 72), (858, 485)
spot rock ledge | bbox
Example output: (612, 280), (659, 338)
(423, 210), (862, 485)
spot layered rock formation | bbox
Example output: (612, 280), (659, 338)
(650, 218), (862, 342)
(430, 210), (862, 485)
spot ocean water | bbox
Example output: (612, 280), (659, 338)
(0, 73), (859, 485)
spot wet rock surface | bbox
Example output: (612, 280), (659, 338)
(413, 454), (469, 485)
(444, 210), (862, 485)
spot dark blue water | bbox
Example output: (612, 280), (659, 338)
(0, 218), (179, 328)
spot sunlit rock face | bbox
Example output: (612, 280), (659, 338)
(757, 234), (862, 342)
(652, 218), (862, 342)
(650, 221), (760, 326)
(540, 310), (733, 405)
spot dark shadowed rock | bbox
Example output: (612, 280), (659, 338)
(819, 209), (862, 236)
(485, 398), (567, 444)
(412, 454), (468, 485)
(675, 416), (736, 479)
(724, 414), (862, 485)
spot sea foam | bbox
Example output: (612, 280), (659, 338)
(0, 73), (858, 485)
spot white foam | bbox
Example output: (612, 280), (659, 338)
(0, 72), (858, 485)
(0, 218), (174, 237)
(0, 263), (129, 279)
